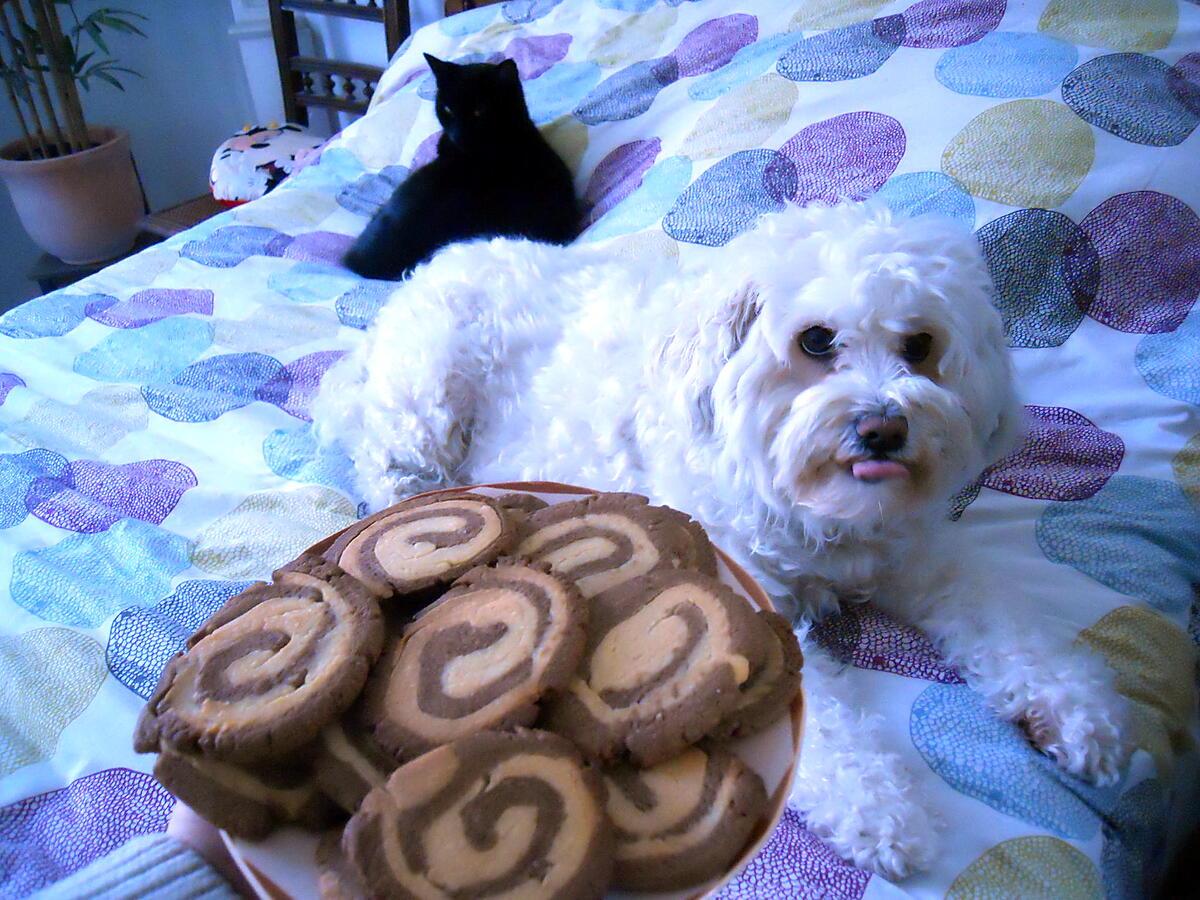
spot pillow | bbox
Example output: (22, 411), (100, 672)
(209, 123), (325, 206)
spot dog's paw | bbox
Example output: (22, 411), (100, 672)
(1020, 678), (1132, 786)
(793, 748), (939, 881)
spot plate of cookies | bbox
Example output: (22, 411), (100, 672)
(133, 482), (804, 900)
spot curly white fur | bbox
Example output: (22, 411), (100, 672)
(313, 203), (1131, 880)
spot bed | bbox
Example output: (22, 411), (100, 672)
(2, 1), (1198, 897)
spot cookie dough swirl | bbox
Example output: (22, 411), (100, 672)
(543, 569), (767, 766)
(712, 610), (803, 740)
(327, 493), (515, 598)
(361, 561), (587, 761)
(516, 493), (717, 598)
(344, 730), (613, 900)
(604, 746), (768, 891)
(135, 558), (384, 762)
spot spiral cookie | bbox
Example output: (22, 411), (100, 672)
(153, 749), (336, 840)
(344, 730), (613, 900)
(326, 493), (515, 599)
(712, 611), (803, 740)
(603, 746), (768, 891)
(135, 557), (384, 762)
(516, 493), (716, 598)
(314, 718), (401, 814)
(361, 561), (587, 761)
(543, 569), (767, 766)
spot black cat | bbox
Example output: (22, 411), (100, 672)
(342, 54), (580, 280)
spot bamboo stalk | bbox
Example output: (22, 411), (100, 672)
(35, 0), (86, 150)
(0, 20), (36, 159)
(11, 0), (68, 156)
(0, 1), (49, 158)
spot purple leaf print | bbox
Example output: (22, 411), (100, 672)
(85, 289), (214, 329)
(25, 458), (198, 534)
(718, 807), (871, 900)
(811, 602), (965, 684)
(779, 112), (906, 205)
(672, 13), (759, 78)
(0, 372), (24, 407)
(255, 350), (349, 422)
(0, 768), (173, 897)
(505, 33), (571, 80)
(983, 406), (1125, 500)
(1080, 191), (1200, 334)
(583, 138), (662, 226)
(901, 0), (1005, 49)
(283, 231), (355, 266)
(952, 405), (1124, 518)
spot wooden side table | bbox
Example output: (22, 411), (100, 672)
(26, 193), (226, 294)
(143, 193), (226, 238)
(27, 231), (162, 294)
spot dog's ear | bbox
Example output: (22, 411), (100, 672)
(655, 281), (761, 436)
(707, 281), (761, 362)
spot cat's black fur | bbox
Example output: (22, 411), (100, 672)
(342, 54), (580, 280)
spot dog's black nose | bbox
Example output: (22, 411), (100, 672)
(856, 414), (908, 455)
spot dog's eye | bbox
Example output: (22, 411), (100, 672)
(798, 326), (836, 358)
(440, 105), (454, 118)
(902, 332), (933, 364)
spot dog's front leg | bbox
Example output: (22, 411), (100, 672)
(790, 638), (940, 881)
(893, 582), (1132, 787)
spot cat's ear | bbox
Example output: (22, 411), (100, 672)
(424, 54), (454, 80)
(496, 58), (520, 84)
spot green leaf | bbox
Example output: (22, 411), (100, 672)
(101, 8), (149, 21)
(84, 19), (110, 54)
(97, 13), (147, 38)
(93, 69), (124, 91)
(72, 50), (95, 75)
(101, 64), (142, 79)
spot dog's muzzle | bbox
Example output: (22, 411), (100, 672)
(850, 413), (910, 483)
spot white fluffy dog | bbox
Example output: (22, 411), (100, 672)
(313, 203), (1130, 879)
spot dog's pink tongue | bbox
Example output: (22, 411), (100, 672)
(852, 460), (909, 482)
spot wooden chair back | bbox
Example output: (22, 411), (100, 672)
(267, 0), (410, 126)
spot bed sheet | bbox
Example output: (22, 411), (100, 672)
(2, 1), (1199, 897)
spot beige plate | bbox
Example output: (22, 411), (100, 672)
(223, 481), (805, 900)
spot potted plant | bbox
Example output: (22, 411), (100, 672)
(0, 1), (147, 264)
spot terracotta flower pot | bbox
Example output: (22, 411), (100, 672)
(0, 126), (143, 265)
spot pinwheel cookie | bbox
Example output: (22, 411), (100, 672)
(135, 556), (384, 762)
(360, 560), (587, 761)
(325, 492), (516, 599)
(344, 729), (613, 900)
(543, 569), (768, 766)
(603, 745), (767, 891)
(516, 492), (717, 598)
